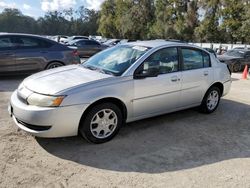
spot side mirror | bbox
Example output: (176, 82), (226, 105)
(134, 67), (159, 79)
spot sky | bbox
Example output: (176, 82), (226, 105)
(0, 0), (105, 18)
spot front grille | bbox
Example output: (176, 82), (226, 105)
(16, 118), (52, 131)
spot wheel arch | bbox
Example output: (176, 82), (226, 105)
(45, 60), (65, 69)
(79, 97), (128, 128)
(208, 82), (224, 96)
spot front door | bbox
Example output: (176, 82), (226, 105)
(133, 47), (182, 118)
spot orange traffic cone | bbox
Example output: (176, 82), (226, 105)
(242, 65), (248, 79)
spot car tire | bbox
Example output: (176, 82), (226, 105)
(79, 103), (123, 144)
(46, 62), (64, 70)
(199, 87), (221, 114)
(232, 62), (241, 72)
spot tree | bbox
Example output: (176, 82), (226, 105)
(220, 0), (245, 43)
(98, 0), (118, 38)
(0, 9), (38, 34)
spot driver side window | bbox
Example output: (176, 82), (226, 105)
(138, 47), (179, 75)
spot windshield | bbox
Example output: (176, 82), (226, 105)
(224, 50), (245, 57)
(82, 45), (150, 76)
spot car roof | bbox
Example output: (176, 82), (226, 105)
(0, 33), (46, 38)
(70, 39), (96, 42)
(128, 40), (193, 48)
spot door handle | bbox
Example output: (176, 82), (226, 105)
(204, 71), (209, 76)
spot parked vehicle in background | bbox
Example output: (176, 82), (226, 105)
(103, 39), (121, 46)
(52, 35), (68, 43)
(203, 48), (217, 57)
(119, 39), (137, 44)
(0, 33), (80, 75)
(65, 36), (89, 44)
(217, 49), (250, 72)
(9, 40), (231, 143)
(67, 39), (108, 58)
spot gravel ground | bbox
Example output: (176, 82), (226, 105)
(0, 73), (250, 188)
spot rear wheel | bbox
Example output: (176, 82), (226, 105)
(46, 62), (64, 70)
(232, 62), (241, 72)
(199, 87), (221, 114)
(79, 103), (123, 144)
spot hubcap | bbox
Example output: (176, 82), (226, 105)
(233, 63), (240, 72)
(48, 63), (62, 69)
(90, 109), (118, 139)
(207, 90), (219, 111)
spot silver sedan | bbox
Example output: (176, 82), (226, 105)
(9, 40), (232, 143)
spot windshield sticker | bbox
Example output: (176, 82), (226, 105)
(132, 46), (148, 51)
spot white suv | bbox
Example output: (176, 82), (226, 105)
(9, 40), (231, 143)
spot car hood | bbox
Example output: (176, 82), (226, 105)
(217, 55), (242, 62)
(23, 65), (112, 95)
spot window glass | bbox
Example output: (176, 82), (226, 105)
(76, 41), (85, 46)
(182, 49), (203, 70)
(85, 40), (100, 45)
(17, 37), (52, 48)
(0, 37), (14, 49)
(83, 45), (150, 76)
(139, 47), (179, 75)
(203, 52), (210, 67)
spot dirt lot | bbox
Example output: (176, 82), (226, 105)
(0, 73), (250, 188)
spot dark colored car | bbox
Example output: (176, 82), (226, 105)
(217, 49), (250, 72)
(0, 33), (80, 75)
(103, 39), (121, 46)
(67, 39), (108, 58)
(203, 48), (217, 57)
(65, 36), (89, 44)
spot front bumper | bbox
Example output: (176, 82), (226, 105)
(9, 90), (89, 138)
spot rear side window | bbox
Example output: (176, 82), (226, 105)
(85, 40), (100, 45)
(203, 52), (211, 67)
(16, 37), (53, 49)
(0, 37), (14, 49)
(76, 41), (86, 46)
(182, 48), (211, 70)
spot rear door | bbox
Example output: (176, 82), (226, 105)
(14, 36), (52, 73)
(0, 36), (16, 73)
(180, 47), (214, 107)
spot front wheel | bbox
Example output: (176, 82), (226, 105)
(79, 103), (123, 144)
(199, 87), (221, 114)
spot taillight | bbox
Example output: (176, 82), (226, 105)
(72, 50), (79, 57)
(227, 65), (232, 75)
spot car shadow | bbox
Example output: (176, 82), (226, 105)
(0, 75), (27, 92)
(36, 99), (250, 173)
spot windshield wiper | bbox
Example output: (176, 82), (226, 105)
(83, 65), (115, 76)
(83, 65), (98, 70)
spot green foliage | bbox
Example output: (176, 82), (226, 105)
(221, 0), (245, 43)
(1, 0), (250, 43)
(0, 7), (99, 36)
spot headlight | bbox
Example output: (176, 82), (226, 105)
(27, 93), (66, 107)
